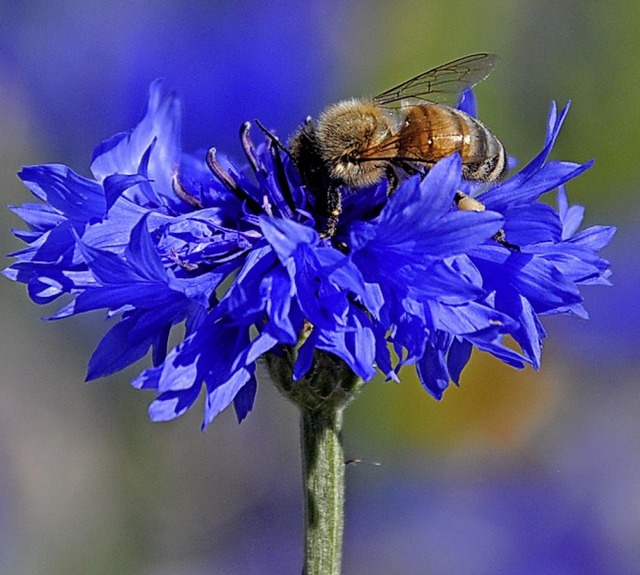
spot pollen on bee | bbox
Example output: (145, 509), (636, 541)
(456, 193), (486, 212)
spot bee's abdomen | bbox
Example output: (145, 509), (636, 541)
(460, 110), (507, 182)
(399, 105), (506, 183)
(461, 138), (507, 182)
(398, 105), (465, 160)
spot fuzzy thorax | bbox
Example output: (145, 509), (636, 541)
(315, 99), (396, 188)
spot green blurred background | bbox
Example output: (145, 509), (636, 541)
(1, 1), (637, 573)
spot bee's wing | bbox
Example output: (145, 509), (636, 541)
(373, 53), (499, 108)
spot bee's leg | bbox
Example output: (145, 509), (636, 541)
(454, 191), (520, 252)
(320, 182), (342, 238)
(385, 166), (400, 196)
(493, 229), (521, 252)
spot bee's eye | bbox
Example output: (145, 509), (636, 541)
(345, 150), (359, 164)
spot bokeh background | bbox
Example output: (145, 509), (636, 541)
(1, 1), (637, 573)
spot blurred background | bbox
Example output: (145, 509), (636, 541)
(0, 1), (637, 573)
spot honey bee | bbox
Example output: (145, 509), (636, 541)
(289, 53), (507, 238)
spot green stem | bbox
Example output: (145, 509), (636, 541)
(265, 338), (365, 575)
(301, 405), (345, 575)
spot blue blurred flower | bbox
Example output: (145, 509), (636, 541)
(4, 82), (614, 428)
(0, 1), (337, 158)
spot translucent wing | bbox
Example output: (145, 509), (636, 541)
(373, 53), (499, 108)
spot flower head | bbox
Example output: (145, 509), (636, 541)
(5, 82), (615, 428)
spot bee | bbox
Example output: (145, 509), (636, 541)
(289, 53), (508, 238)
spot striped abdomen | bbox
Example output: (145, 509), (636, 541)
(397, 104), (507, 182)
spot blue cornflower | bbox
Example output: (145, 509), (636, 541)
(5, 82), (614, 428)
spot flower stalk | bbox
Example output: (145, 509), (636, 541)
(266, 328), (364, 574)
(301, 403), (345, 575)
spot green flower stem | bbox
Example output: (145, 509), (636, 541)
(301, 404), (345, 575)
(265, 325), (365, 575)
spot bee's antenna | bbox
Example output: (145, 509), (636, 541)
(356, 156), (400, 163)
(254, 119), (294, 160)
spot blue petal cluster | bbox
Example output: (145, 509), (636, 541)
(4, 82), (615, 427)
